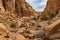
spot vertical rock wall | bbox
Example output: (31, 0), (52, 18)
(43, 0), (60, 14)
(0, 0), (5, 13)
(0, 0), (36, 16)
(0, 0), (36, 17)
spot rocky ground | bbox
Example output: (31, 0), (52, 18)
(0, 12), (60, 40)
(0, 0), (60, 40)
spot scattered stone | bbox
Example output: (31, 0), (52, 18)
(34, 38), (44, 40)
(32, 30), (45, 38)
(0, 28), (7, 36)
(15, 34), (27, 40)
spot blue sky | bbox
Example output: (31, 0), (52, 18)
(26, 0), (47, 12)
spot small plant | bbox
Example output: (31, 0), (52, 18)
(41, 12), (58, 20)
(23, 28), (31, 33)
(10, 23), (16, 28)
(41, 13), (49, 20)
(48, 13), (55, 19)
(56, 9), (59, 15)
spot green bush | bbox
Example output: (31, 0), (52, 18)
(10, 23), (16, 28)
(48, 13), (55, 19)
(56, 9), (59, 15)
(23, 28), (30, 33)
(41, 11), (59, 21)
(41, 13), (49, 20)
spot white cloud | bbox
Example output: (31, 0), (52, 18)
(39, 2), (44, 6)
(26, 0), (47, 12)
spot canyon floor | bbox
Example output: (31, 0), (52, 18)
(0, 0), (60, 40)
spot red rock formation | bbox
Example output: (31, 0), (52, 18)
(0, 0), (5, 13)
(0, 0), (36, 17)
(43, 0), (60, 14)
(15, 0), (36, 16)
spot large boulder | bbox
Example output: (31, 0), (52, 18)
(15, 34), (28, 40)
(0, 23), (9, 33)
(32, 30), (45, 38)
(45, 32), (60, 40)
(45, 19), (60, 34)
(8, 33), (28, 40)
(0, 28), (7, 36)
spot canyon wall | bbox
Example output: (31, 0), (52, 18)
(0, 0), (36, 17)
(43, 0), (60, 14)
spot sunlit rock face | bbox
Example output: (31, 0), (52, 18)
(15, 0), (36, 16)
(0, 0), (5, 13)
(0, 0), (36, 17)
(43, 0), (60, 14)
(4, 0), (15, 11)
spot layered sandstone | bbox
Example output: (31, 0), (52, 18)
(43, 0), (60, 14)
(0, 0), (36, 17)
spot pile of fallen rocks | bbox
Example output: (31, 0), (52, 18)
(0, 19), (60, 40)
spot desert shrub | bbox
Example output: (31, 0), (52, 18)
(56, 9), (59, 15)
(48, 9), (59, 19)
(10, 23), (16, 28)
(23, 28), (31, 33)
(48, 13), (55, 19)
(41, 13), (49, 20)
(41, 11), (59, 20)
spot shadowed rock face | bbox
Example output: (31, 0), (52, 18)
(5, 0), (15, 11)
(43, 0), (60, 14)
(0, 0), (36, 17)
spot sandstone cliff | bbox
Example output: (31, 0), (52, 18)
(43, 0), (60, 14)
(0, 0), (59, 40)
(0, 0), (36, 17)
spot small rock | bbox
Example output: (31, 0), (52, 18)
(8, 32), (16, 40)
(34, 38), (44, 40)
(0, 28), (7, 36)
(15, 34), (28, 40)
(32, 30), (45, 38)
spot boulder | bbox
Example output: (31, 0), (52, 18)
(8, 33), (16, 40)
(15, 34), (28, 40)
(0, 28), (7, 36)
(45, 32), (60, 40)
(0, 23), (8, 36)
(32, 30), (45, 38)
(45, 19), (60, 34)
(0, 23), (9, 33)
